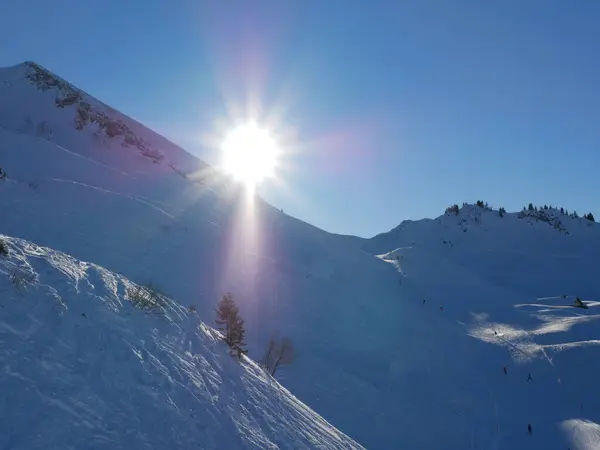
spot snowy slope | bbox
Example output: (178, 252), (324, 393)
(0, 234), (363, 450)
(365, 204), (600, 449)
(2, 61), (600, 450)
(0, 62), (201, 174)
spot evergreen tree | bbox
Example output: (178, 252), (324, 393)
(528, 203), (534, 211)
(586, 212), (595, 222)
(215, 293), (247, 358)
(573, 210), (579, 219)
(445, 204), (459, 215)
(499, 206), (506, 217)
(560, 207), (565, 214)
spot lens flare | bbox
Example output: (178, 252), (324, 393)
(221, 122), (278, 189)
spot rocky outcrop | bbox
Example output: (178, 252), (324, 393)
(23, 62), (164, 164)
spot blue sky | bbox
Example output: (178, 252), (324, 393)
(2, 0), (599, 237)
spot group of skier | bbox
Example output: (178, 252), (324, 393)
(497, 331), (536, 434)
(420, 298), (545, 437)
(502, 365), (534, 381)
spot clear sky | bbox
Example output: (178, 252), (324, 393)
(2, 0), (599, 237)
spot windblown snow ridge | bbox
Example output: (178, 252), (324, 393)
(0, 234), (363, 450)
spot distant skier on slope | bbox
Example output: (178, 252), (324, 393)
(527, 373), (533, 382)
(503, 366), (507, 375)
(528, 424), (532, 434)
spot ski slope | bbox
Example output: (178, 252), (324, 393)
(0, 234), (362, 450)
(367, 205), (600, 449)
(1, 61), (600, 449)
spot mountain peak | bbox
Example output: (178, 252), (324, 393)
(22, 60), (79, 93)
(0, 61), (205, 172)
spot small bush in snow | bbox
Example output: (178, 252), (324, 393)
(126, 282), (168, 313)
(262, 336), (295, 377)
(215, 293), (247, 358)
(8, 268), (35, 294)
(0, 239), (8, 257)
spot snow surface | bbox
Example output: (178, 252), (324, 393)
(0, 234), (362, 450)
(2, 62), (600, 449)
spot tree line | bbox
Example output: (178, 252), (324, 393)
(445, 201), (595, 222)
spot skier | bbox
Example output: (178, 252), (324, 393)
(503, 366), (507, 375)
(527, 373), (533, 382)
(527, 424), (532, 434)
(423, 299), (426, 304)
(440, 306), (444, 311)
(494, 330), (497, 335)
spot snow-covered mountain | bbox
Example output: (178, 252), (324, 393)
(0, 235), (362, 450)
(1, 61), (600, 449)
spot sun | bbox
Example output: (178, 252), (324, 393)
(221, 122), (279, 188)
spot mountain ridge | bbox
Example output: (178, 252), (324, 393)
(2, 62), (600, 449)
(0, 60), (206, 179)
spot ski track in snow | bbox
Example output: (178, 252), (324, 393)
(50, 178), (175, 219)
(52, 141), (133, 178)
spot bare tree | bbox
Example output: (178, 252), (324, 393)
(262, 336), (295, 376)
(215, 293), (247, 358)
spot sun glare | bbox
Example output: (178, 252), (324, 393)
(221, 122), (278, 189)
